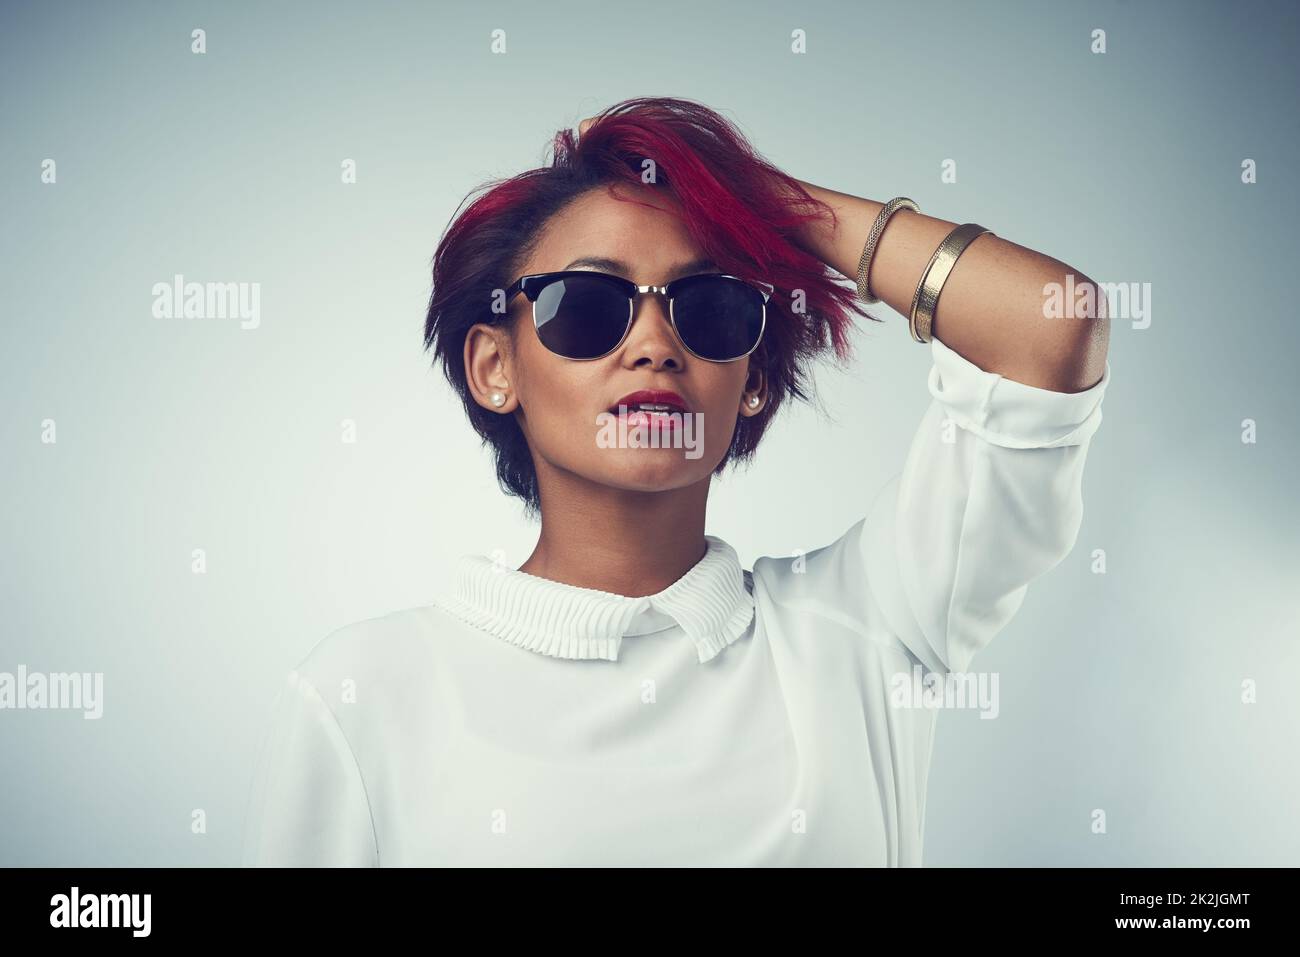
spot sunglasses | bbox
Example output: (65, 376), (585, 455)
(503, 270), (773, 362)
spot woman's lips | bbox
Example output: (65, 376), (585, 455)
(604, 390), (692, 435)
(614, 407), (683, 430)
(608, 389), (690, 414)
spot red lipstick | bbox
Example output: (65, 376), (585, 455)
(607, 390), (690, 415)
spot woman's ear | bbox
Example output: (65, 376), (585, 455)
(465, 323), (517, 413)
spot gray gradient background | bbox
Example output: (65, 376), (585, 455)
(2, 0), (1296, 866)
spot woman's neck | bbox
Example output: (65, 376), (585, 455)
(517, 476), (711, 597)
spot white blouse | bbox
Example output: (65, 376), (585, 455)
(241, 335), (1111, 866)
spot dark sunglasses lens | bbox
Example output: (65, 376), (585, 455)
(671, 276), (764, 361)
(533, 275), (629, 359)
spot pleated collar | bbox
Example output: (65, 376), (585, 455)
(435, 536), (756, 663)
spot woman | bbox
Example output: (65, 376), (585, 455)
(242, 97), (1111, 866)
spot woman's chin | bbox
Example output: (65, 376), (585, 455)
(597, 454), (710, 492)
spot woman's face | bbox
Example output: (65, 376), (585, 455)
(464, 182), (766, 501)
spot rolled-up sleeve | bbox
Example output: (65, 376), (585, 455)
(241, 669), (379, 867)
(861, 335), (1111, 674)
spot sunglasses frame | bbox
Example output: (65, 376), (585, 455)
(503, 269), (774, 362)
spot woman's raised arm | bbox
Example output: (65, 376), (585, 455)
(789, 179), (1110, 392)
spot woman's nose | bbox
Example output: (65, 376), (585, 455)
(621, 292), (685, 367)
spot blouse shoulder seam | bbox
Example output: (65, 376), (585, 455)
(295, 673), (382, 867)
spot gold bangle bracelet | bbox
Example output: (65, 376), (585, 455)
(855, 197), (920, 304)
(907, 223), (994, 343)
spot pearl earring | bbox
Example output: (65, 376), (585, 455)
(490, 391), (506, 408)
(747, 394), (760, 408)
